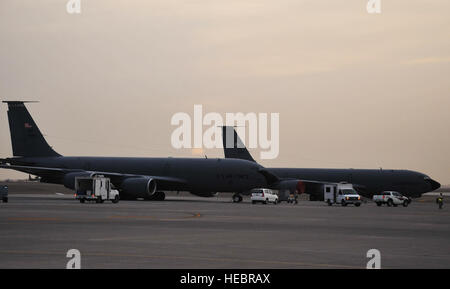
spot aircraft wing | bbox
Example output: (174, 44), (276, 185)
(258, 168), (337, 185)
(258, 168), (366, 191)
(0, 164), (187, 190)
(0, 164), (71, 178)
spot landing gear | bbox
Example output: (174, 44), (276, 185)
(232, 193), (243, 203)
(152, 192), (166, 201)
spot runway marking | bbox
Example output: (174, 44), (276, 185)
(3, 213), (201, 223)
(7, 217), (60, 222)
(108, 215), (157, 220)
(108, 212), (201, 221)
(0, 249), (361, 269)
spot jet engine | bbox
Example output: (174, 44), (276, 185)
(120, 177), (157, 198)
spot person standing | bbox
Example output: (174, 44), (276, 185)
(436, 193), (444, 210)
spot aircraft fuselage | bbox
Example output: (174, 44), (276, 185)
(8, 156), (268, 195)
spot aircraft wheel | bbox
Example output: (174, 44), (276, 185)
(157, 192), (166, 201)
(232, 194), (242, 203)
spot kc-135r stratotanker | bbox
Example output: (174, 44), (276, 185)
(221, 126), (440, 200)
(0, 101), (440, 202)
(0, 101), (317, 201)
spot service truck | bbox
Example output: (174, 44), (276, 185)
(75, 176), (120, 203)
(373, 191), (410, 207)
(324, 183), (361, 206)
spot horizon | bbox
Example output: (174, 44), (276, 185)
(1, 1), (449, 184)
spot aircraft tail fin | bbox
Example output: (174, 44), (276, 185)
(2, 101), (60, 157)
(221, 126), (256, 163)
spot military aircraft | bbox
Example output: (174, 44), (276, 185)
(0, 101), (313, 202)
(221, 126), (440, 200)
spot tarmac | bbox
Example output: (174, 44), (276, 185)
(0, 182), (449, 268)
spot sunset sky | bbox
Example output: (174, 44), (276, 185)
(1, 0), (449, 184)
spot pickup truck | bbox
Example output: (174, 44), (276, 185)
(373, 191), (410, 207)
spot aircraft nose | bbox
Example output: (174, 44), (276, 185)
(425, 178), (441, 191)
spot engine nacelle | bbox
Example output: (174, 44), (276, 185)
(270, 179), (306, 194)
(63, 172), (96, 189)
(120, 177), (157, 198)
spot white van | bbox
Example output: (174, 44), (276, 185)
(251, 188), (279, 204)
